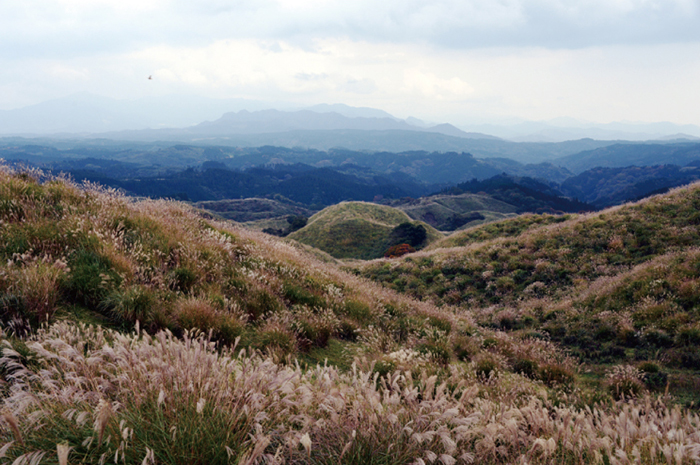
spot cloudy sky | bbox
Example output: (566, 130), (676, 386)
(1, 0), (700, 126)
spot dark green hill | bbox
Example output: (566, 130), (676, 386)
(194, 197), (315, 223)
(67, 165), (428, 205)
(447, 174), (594, 213)
(555, 142), (700, 174)
(386, 192), (518, 231)
(560, 164), (700, 207)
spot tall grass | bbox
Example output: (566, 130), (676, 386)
(0, 166), (462, 362)
(3, 166), (700, 463)
(1, 322), (700, 464)
(357, 182), (700, 399)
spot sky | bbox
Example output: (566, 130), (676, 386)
(1, 0), (700, 127)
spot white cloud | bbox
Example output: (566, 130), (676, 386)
(1, 0), (699, 125)
(401, 71), (475, 100)
(2, 0), (699, 61)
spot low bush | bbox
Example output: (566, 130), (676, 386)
(100, 285), (158, 327)
(63, 249), (123, 309)
(168, 267), (198, 294)
(606, 365), (645, 400)
(539, 363), (575, 387)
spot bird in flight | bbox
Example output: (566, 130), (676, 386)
(148, 75), (152, 80)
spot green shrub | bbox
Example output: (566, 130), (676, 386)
(256, 325), (297, 359)
(292, 309), (338, 350)
(372, 359), (396, 378)
(452, 335), (475, 362)
(343, 300), (373, 323)
(388, 222), (427, 248)
(175, 297), (220, 333)
(643, 328), (674, 347)
(639, 362), (668, 391)
(513, 358), (539, 379)
(168, 267), (198, 294)
(282, 283), (325, 308)
(0, 294), (31, 336)
(426, 315), (452, 334)
(675, 326), (700, 346)
(474, 356), (499, 379)
(101, 285), (157, 327)
(216, 316), (244, 346)
(244, 288), (282, 321)
(63, 249), (122, 309)
(539, 363), (575, 387)
(416, 340), (451, 366)
(337, 318), (359, 341)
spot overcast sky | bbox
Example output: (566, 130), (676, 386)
(1, 0), (700, 126)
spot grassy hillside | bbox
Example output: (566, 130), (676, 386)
(194, 197), (315, 223)
(358, 182), (700, 403)
(288, 202), (443, 259)
(2, 166), (700, 464)
(387, 193), (518, 231)
(428, 213), (572, 249)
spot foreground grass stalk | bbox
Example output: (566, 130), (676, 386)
(0, 323), (699, 464)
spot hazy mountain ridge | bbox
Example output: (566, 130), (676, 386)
(190, 109), (497, 141)
(3, 93), (700, 145)
(554, 142), (700, 174)
(560, 163), (700, 207)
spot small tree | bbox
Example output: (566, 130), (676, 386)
(384, 243), (416, 258)
(389, 222), (427, 248)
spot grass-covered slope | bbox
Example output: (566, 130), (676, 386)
(2, 167), (700, 464)
(358, 182), (700, 402)
(0, 169), (448, 362)
(194, 197), (314, 223)
(388, 193), (518, 231)
(427, 213), (572, 249)
(360, 183), (700, 308)
(287, 201), (442, 259)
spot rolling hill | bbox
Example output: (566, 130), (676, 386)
(287, 202), (443, 259)
(357, 181), (700, 404)
(2, 165), (700, 464)
(385, 193), (518, 231)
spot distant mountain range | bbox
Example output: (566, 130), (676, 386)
(2, 93), (700, 146)
(553, 142), (700, 174)
(460, 119), (700, 142)
(161, 109), (497, 140)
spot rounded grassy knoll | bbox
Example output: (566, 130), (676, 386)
(287, 201), (442, 259)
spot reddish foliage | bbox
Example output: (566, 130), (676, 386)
(384, 243), (416, 258)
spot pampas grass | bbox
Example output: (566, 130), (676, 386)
(1, 322), (700, 464)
